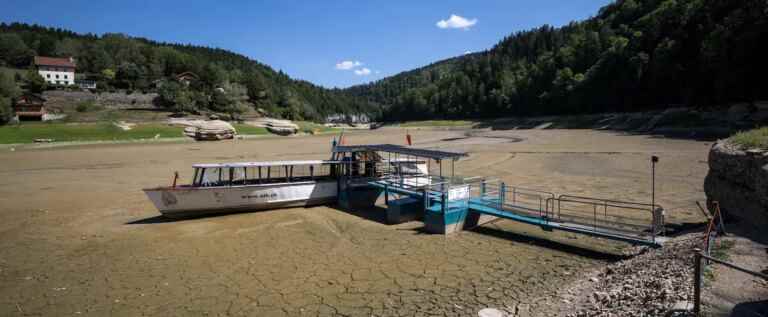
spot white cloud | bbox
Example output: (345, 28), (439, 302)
(354, 68), (371, 76)
(464, 50), (473, 55)
(335, 60), (362, 70)
(436, 14), (477, 30)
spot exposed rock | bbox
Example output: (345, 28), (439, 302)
(169, 119), (236, 141)
(246, 118), (299, 135)
(565, 235), (700, 317)
(704, 140), (768, 242)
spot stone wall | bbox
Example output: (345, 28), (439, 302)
(704, 141), (768, 242)
(97, 92), (159, 109)
(42, 90), (159, 110)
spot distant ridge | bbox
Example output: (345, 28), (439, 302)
(345, 0), (768, 121)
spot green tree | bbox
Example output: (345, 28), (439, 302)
(0, 70), (20, 124)
(25, 68), (47, 93)
(0, 33), (31, 66)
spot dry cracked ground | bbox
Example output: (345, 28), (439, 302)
(0, 128), (710, 316)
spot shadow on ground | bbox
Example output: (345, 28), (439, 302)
(469, 225), (629, 261)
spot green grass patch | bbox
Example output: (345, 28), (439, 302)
(232, 124), (269, 135)
(728, 127), (768, 150)
(0, 122), (184, 144)
(296, 121), (336, 134)
(710, 239), (736, 262)
(75, 101), (102, 113)
(397, 120), (475, 127)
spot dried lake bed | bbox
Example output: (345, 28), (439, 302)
(0, 128), (710, 316)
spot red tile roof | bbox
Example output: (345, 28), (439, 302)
(34, 56), (76, 68)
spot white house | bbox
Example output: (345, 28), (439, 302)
(34, 56), (76, 86)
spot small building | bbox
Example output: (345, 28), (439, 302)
(75, 79), (97, 90)
(14, 94), (47, 121)
(175, 71), (199, 86)
(34, 56), (76, 86)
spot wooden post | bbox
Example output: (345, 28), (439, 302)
(172, 171), (179, 188)
(693, 248), (702, 316)
(713, 201), (727, 235)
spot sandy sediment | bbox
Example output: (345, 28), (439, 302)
(0, 128), (711, 316)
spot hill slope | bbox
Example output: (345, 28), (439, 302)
(0, 22), (373, 121)
(346, 0), (767, 121)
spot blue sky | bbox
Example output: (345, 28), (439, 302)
(1, 0), (613, 88)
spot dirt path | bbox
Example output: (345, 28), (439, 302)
(0, 128), (711, 316)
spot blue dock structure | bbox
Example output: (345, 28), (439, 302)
(331, 144), (667, 247)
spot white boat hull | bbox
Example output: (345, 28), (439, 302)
(143, 180), (338, 218)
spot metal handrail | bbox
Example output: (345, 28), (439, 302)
(693, 248), (768, 315)
(557, 194), (662, 211)
(555, 194), (663, 242)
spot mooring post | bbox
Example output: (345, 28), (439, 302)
(499, 182), (506, 208)
(693, 248), (702, 316)
(423, 189), (428, 211)
(384, 184), (389, 206)
(441, 191), (446, 214)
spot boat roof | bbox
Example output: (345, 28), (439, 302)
(192, 160), (342, 169)
(333, 144), (468, 160)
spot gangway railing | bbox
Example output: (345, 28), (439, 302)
(368, 174), (666, 246)
(465, 180), (665, 245)
(554, 195), (664, 244)
(474, 180), (555, 219)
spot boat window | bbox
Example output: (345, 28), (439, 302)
(193, 163), (342, 187)
(201, 168), (221, 186)
(231, 167), (246, 184)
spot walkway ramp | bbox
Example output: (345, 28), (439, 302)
(469, 198), (665, 247)
(466, 182), (666, 247)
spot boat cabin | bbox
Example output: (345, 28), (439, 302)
(191, 160), (342, 187)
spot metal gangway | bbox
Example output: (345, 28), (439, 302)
(331, 144), (666, 247)
(466, 179), (666, 246)
(373, 175), (666, 247)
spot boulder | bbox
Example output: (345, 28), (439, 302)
(704, 140), (768, 242)
(246, 118), (299, 135)
(170, 119), (236, 141)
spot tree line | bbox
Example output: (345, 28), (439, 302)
(346, 0), (767, 121)
(0, 22), (374, 123)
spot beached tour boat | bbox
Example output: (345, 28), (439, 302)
(143, 145), (434, 218)
(143, 160), (343, 218)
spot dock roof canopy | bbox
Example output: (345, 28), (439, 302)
(333, 144), (468, 160)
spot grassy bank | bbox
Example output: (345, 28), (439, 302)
(729, 127), (768, 150)
(231, 124), (269, 135)
(0, 122), (274, 144)
(0, 123), (185, 144)
(296, 121), (336, 134)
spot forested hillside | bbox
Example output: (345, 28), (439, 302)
(347, 0), (767, 121)
(0, 23), (374, 122)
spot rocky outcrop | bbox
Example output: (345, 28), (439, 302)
(704, 140), (768, 242)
